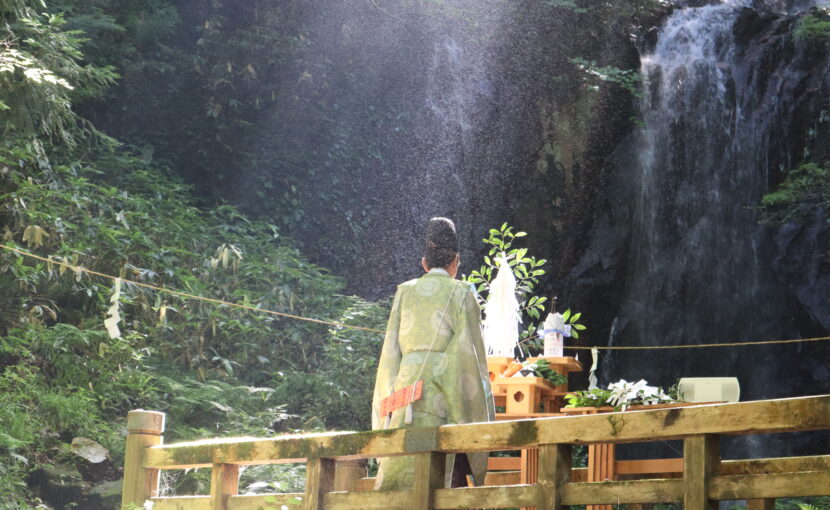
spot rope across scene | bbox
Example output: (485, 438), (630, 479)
(2, 243), (829, 349)
(0, 243), (386, 334)
(563, 337), (830, 350)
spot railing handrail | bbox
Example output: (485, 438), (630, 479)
(143, 395), (830, 469)
(121, 395), (830, 510)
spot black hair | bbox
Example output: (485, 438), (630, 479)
(424, 217), (459, 269)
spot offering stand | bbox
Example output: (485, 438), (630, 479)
(486, 356), (582, 509)
(488, 356), (582, 415)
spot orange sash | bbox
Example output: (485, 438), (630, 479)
(380, 380), (424, 417)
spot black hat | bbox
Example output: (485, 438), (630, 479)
(424, 217), (459, 268)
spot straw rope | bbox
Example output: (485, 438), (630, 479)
(3, 243), (830, 349)
(0, 243), (386, 333)
(562, 336), (830, 350)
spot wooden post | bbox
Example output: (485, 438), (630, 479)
(210, 463), (239, 510)
(684, 435), (720, 510)
(536, 443), (571, 510)
(305, 457), (336, 510)
(121, 410), (165, 509)
(412, 452), (446, 510)
(334, 459), (368, 491)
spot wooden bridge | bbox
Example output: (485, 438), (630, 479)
(122, 395), (830, 510)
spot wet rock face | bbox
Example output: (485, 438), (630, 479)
(300, 0), (645, 298)
(28, 462), (122, 510)
(28, 465), (86, 509)
(774, 213), (830, 331)
(733, 7), (778, 43)
(676, 0), (721, 7)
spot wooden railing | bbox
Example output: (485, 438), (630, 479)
(122, 395), (830, 510)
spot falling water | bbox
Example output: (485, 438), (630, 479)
(624, 1), (781, 355)
(607, 0), (828, 455)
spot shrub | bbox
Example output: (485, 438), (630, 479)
(795, 10), (830, 46)
(760, 162), (830, 224)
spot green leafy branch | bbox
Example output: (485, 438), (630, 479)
(562, 308), (586, 340)
(464, 223), (548, 346)
(465, 223), (589, 355)
(524, 359), (567, 386)
(759, 162), (830, 224)
(466, 223), (547, 316)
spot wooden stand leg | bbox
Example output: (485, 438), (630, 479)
(521, 448), (540, 510)
(587, 443), (616, 510)
(121, 410), (165, 509)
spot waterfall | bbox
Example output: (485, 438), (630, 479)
(606, 1), (824, 456)
(623, 2), (778, 355)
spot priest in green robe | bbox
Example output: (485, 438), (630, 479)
(372, 217), (495, 490)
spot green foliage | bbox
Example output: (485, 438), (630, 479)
(306, 298), (390, 431)
(759, 162), (830, 224)
(0, 143), (356, 379)
(570, 57), (642, 98)
(50, 0), (181, 70)
(565, 380), (675, 410)
(0, 0), (116, 145)
(541, 0), (668, 24)
(0, 132), (384, 504)
(795, 10), (830, 45)
(781, 498), (830, 510)
(543, 0), (588, 14)
(239, 464), (306, 495)
(267, 297), (389, 432)
(465, 223), (548, 350)
(523, 359), (567, 386)
(40, 0), (391, 272)
(466, 223), (547, 317)
(564, 387), (613, 408)
(0, 324), (138, 505)
(562, 308), (586, 340)
(727, 498), (830, 510)
(0, 3), (395, 504)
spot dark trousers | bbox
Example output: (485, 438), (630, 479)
(451, 453), (473, 488)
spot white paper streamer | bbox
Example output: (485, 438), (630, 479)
(588, 347), (599, 390)
(104, 278), (122, 339)
(482, 253), (521, 356)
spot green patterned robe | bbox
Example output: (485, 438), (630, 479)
(371, 270), (495, 490)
